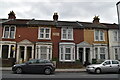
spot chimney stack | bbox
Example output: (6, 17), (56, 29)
(93, 16), (100, 24)
(53, 13), (58, 21)
(8, 11), (16, 19)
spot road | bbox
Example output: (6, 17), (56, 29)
(1, 71), (120, 80)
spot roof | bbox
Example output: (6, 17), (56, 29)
(1, 19), (119, 29)
(79, 22), (108, 29)
(102, 23), (119, 29)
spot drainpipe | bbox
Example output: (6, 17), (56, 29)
(107, 29), (110, 59)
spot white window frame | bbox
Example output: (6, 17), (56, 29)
(59, 43), (75, 62)
(99, 47), (106, 60)
(1, 41), (16, 59)
(2, 25), (16, 39)
(38, 27), (51, 40)
(94, 30), (105, 41)
(114, 47), (120, 60)
(36, 45), (52, 60)
(113, 30), (120, 42)
(61, 28), (73, 40)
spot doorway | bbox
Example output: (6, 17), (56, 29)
(26, 47), (32, 61)
(86, 48), (90, 62)
(79, 48), (83, 63)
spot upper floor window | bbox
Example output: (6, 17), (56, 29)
(94, 30), (104, 41)
(38, 27), (51, 39)
(113, 31), (120, 42)
(61, 28), (73, 40)
(3, 25), (16, 39)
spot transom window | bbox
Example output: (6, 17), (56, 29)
(38, 27), (51, 39)
(61, 28), (73, 40)
(94, 30), (104, 41)
(3, 25), (16, 39)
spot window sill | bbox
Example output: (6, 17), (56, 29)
(38, 38), (51, 40)
(59, 60), (75, 62)
(61, 39), (74, 41)
(2, 38), (15, 39)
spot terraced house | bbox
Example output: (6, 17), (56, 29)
(0, 11), (119, 67)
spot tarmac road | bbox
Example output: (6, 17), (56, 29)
(1, 71), (120, 80)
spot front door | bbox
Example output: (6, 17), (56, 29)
(86, 48), (90, 62)
(79, 48), (83, 63)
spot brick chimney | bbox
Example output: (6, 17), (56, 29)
(8, 11), (16, 19)
(93, 16), (100, 24)
(53, 13), (58, 21)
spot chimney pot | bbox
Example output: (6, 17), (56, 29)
(8, 11), (16, 19)
(93, 15), (100, 24)
(53, 12), (58, 21)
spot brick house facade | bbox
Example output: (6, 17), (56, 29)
(0, 11), (119, 67)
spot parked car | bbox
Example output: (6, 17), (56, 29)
(86, 60), (120, 74)
(12, 59), (56, 75)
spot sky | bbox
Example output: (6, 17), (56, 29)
(0, 0), (120, 24)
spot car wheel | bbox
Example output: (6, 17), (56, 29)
(44, 68), (51, 75)
(16, 68), (22, 74)
(95, 68), (101, 74)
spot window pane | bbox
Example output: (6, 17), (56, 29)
(95, 30), (99, 40)
(4, 27), (9, 38)
(11, 27), (15, 31)
(100, 54), (105, 59)
(63, 29), (66, 33)
(95, 48), (98, 59)
(46, 34), (49, 38)
(40, 28), (44, 33)
(63, 34), (66, 39)
(62, 28), (67, 39)
(46, 29), (50, 33)
(114, 31), (117, 41)
(61, 54), (63, 60)
(100, 48), (105, 53)
(40, 34), (44, 38)
(10, 29), (15, 39)
(65, 54), (71, 60)
(112, 61), (119, 64)
(104, 61), (111, 65)
(68, 29), (72, 39)
(100, 31), (104, 40)
(66, 48), (71, 53)
(40, 46), (47, 59)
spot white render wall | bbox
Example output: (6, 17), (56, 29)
(108, 29), (120, 60)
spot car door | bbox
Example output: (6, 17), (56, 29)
(111, 60), (120, 72)
(24, 59), (37, 73)
(101, 61), (112, 73)
(34, 59), (45, 73)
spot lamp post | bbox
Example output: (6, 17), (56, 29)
(116, 1), (120, 80)
(117, 1), (120, 25)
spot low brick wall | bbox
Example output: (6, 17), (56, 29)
(56, 62), (84, 69)
(2, 58), (15, 67)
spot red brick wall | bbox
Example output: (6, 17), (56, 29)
(2, 25), (84, 59)
(15, 26), (38, 42)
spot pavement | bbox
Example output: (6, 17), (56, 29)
(0, 67), (86, 73)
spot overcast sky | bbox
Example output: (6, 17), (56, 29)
(0, 0), (120, 24)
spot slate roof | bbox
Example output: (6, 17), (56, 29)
(1, 19), (119, 29)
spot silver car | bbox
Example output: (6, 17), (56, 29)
(86, 60), (120, 73)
